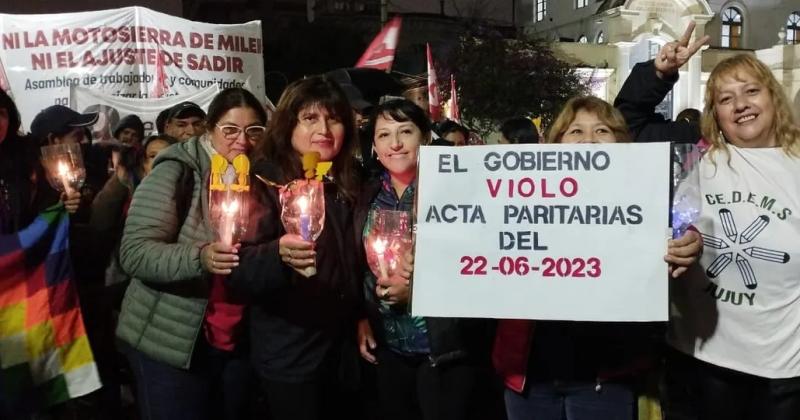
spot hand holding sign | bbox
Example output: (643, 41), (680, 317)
(655, 21), (710, 79)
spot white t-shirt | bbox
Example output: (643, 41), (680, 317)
(668, 145), (800, 379)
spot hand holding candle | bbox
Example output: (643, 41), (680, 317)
(279, 179), (325, 278)
(201, 242), (240, 275)
(374, 249), (414, 305)
(278, 234), (317, 276)
(364, 210), (414, 301)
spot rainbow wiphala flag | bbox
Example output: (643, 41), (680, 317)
(0, 204), (101, 416)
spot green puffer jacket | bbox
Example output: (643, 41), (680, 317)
(116, 136), (216, 369)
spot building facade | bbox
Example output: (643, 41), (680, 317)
(521, 0), (800, 121)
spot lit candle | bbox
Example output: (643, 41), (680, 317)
(220, 199), (240, 246)
(297, 196), (310, 241)
(373, 237), (388, 279)
(57, 161), (73, 195)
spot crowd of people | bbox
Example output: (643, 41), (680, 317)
(1, 22), (799, 420)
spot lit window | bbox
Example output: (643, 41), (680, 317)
(536, 0), (547, 22)
(788, 12), (800, 44)
(596, 31), (604, 43)
(576, 0), (588, 8)
(721, 7), (743, 48)
(578, 35), (588, 43)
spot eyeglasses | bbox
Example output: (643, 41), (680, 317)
(216, 124), (266, 140)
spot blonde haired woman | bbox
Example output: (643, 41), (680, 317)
(666, 54), (800, 420)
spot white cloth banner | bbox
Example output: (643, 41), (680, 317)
(412, 143), (671, 321)
(70, 85), (219, 140)
(0, 6), (264, 130)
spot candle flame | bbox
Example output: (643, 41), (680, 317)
(297, 196), (309, 213)
(221, 199), (240, 215)
(57, 161), (69, 177)
(373, 237), (387, 254)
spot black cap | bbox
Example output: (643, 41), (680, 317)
(30, 105), (99, 142)
(166, 102), (206, 122)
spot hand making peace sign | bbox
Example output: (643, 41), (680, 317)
(655, 21), (711, 80)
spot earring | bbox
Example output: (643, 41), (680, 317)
(371, 146), (378, 160)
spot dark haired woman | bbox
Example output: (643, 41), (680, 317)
(116, 88), (266, 420)
(355, 98), (495, 420)
(228, 75), (362, 420)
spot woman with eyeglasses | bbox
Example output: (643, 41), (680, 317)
(116, 88), (266, 420)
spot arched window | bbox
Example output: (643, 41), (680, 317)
(596, 31), (605, 43)
(788, 12), (800, 45)
(578, 35), (588, 43)
(721, 7), (743, 48)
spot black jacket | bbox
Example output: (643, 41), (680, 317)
(353, 178), (493, 367)
(614, 60), (701, 144)
(229, 160), (361, 383)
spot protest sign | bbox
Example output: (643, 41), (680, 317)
(412, 143), (671, 321)
(0, 6), (264, 130)
(70, 85), (218, 139)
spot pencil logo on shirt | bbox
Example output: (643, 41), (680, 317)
(701, 209), (790, 290)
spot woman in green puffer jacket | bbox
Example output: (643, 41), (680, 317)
(116, 88), (266, 420)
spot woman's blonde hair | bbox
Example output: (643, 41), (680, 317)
(702, 54), (800, 157)
(545, 96), (631, 143)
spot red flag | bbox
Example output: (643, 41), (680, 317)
(151, 45), (169, 98)
(355, 17), (402, 71)
(426, 43), (442, 121)
(447, 74), (460, 123)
